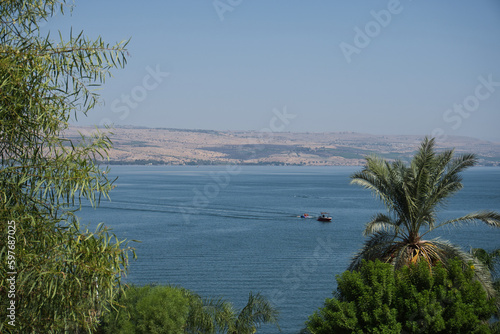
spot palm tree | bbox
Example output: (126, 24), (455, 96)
(185, 291), (280, 333)
(184, 293), (236, 333)
(349, 137), (500, 297)
(229, 292), (280, 334)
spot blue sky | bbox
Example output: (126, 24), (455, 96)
(49, 1), (500, 141)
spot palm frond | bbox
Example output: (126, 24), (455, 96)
(363, 213), (398, 236)
(203, 297), (237, 333)
(411, 137), (435, 187)
(446, 153), (477, 176)
(184, 291), (236, 334)
(429, 152), (477, 208)
(390, 240), (441, 269)
(419, 241), (443, 265)
(426, 211), (500, 236)
(392, 243), (411, 269)
(235, 292), (280, 334)
(351, 155), (394, 209)
(348, 231), (396, 271)
(390, 160), (414, 226)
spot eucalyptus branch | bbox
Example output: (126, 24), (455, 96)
(0, 1), (132, 331)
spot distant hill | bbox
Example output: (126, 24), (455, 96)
(63, 126), (500, 166)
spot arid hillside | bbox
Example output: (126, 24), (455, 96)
(64, 126), (500, 166)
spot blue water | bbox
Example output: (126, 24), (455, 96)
(78, 166), (500, 333)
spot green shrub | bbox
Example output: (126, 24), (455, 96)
(100, 285), (190, 334)
(306, 259), (496, 334)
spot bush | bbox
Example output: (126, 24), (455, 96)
(306, 259), (496, 334)
(99, 285), (280, 334)
(100, 285), (190, 334)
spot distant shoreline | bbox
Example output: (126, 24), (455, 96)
(100, 160), (366, 166)
(99, 161), (500, 168)
(65, 126), (500, 167)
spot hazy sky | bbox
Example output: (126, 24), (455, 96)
(50, 1), (500, 141)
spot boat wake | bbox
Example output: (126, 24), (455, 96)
(81, 199), (295, 221)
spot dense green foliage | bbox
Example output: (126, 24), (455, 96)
(100, 285), (191, 334)
(0, 1), (133, 332)
(306, 259), (496, 334)
(349, 137), (500, 297)
(99, 284), (280, 334)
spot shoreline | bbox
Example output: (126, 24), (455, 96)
(64, 126), (500, 167)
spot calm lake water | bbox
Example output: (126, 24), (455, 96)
(78, 166), (500, 333)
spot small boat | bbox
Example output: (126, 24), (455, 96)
(299, 213), (312, 219)
(317, 212), (332, 222)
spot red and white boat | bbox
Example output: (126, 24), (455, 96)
(317, 212), (332, 222)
